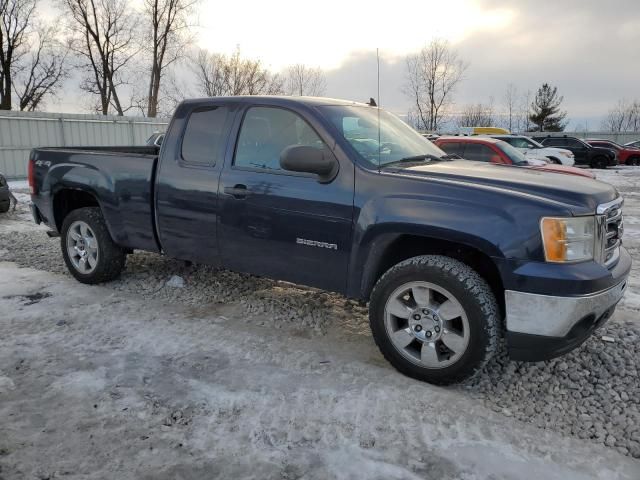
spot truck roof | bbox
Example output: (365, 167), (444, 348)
(178, 96), (371, 108)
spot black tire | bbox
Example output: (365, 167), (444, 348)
(369, 255), (500, 385)
(628, 156), (640, 166)
(547, 157), (561, 165)
(61, 207), (126, 284)
(0, 201), (9, 213)
(591, 156), (608, 169)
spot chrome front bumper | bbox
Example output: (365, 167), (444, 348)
(505, 279), (627, 338)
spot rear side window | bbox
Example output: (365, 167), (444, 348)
(439, 142), (464, 157)
(463, 143), (496, 162)
(546, 138), (566, 147)
(181, 106), (229, 165)
(234, 107), (325, 171)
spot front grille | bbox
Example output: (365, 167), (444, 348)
(597, 198), (624, 267)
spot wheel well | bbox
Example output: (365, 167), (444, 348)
(547, 156), (561, 164)
(53, 189), (99, 231)
(367, 235), (505, 316)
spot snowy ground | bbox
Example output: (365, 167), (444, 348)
(1, 171), (640, 479)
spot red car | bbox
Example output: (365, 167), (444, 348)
(586, 139), (640, 165)
(434, 137), (595, 178)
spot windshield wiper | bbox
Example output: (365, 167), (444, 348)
(382, 153), (445, 168)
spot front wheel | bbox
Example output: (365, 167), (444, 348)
(61, 207), (126, 284)
(628, 156), (640, 166)
(369, 255), (500, 385)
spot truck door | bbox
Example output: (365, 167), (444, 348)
(155, 102), (236, 264)
(217, 105), (354, 293)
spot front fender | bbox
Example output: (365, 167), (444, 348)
(348, 190), (557, 299)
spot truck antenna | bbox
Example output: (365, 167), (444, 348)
(376, 48), (381, 173)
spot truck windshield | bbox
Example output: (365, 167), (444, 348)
(318, 105), (447, 167)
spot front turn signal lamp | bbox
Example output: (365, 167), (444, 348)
(540, 217), (595, 263)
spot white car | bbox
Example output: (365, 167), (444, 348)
(491, 135), (575, 166)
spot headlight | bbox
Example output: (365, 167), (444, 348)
(540, 217), (595, 262)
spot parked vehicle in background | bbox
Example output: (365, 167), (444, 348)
(459, 127), (510, 135)
(532, 135), (617, 169)
(146, 132), (165, 147)
(586, 139), (640, 166)
(624, 140), (640, 149)
(0, 173), (16, 213)
(434, 137), (593, 178)
(491, 135), (575, 166)
(29, 96), (628, 385)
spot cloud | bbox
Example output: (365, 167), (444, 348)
(323, 0), (640, 129)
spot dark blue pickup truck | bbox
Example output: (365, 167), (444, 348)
(28, 96), (630, 384)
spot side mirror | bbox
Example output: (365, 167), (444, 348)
(280, 145), (339, 183)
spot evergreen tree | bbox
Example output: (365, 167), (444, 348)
(529, 83), (567, 131)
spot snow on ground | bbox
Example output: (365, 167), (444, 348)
(0, 192), (47, 234)
(7, 180), (28, 190)
(1, 171), (640, 478)
(0, 263), (638, 479)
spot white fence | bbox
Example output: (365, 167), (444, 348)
(0, 111), (169, 179)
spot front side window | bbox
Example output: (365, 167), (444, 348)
(181, 106), (229, 165)
(596, 141), (620, 151)
(318, 105), (446, 167)
(234, 107), (325, 171)
(507, 137), (536, 149)
(567, 138), (587, 148)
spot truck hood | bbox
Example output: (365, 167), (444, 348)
(389, 160), (617, 214)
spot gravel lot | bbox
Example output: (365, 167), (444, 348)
(1, 169), (640, 472)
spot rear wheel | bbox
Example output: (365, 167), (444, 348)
(61, 207), (126, 284)
(369, 255), (500, 385)
(628, 156), (640, 166)
(591, 156), (608, 169)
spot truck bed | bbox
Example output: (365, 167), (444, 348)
(31, 146), (161, 252)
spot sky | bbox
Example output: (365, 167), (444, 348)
(48, 0), (640, 130)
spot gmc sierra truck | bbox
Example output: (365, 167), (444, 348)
(28, 96), (630, 385)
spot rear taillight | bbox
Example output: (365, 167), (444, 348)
(28, 158), (36, 195)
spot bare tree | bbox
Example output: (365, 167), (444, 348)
(192, 47), (283, 97)
(403, 39), (468, 131)
(143, 0), (196, 117)
(16, 24), (68, 110)
(284, 64), (326, 96)
(456, 101), (494, 128)
(0, 0), (36, 110)
(63, 0), (140, 115)
(503, 83), (518, 132)
(602, 99), (640, 132)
